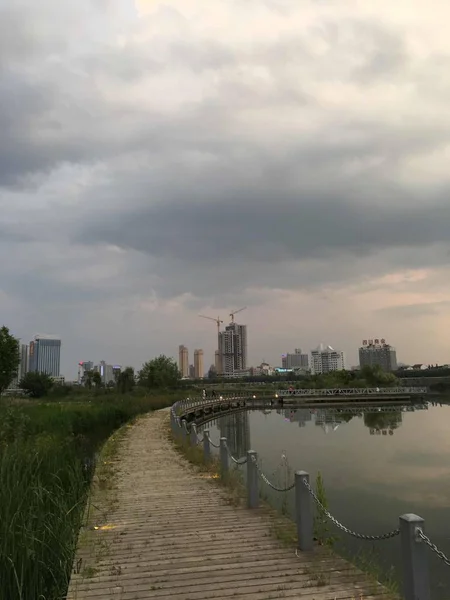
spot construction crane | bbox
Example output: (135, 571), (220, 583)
(198, 315), (223, 334)
(229, 306), (247, 323)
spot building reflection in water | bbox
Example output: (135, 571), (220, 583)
(282, 404), (429, 436)
(283, 409), (312, 428)
(205, 404), (429, 450)
(218, 411), (251, 459)
(284, 408), (343, 433)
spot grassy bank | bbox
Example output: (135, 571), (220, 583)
(0, 392), (174, 600)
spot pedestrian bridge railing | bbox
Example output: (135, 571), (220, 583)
(170, 402), (444, 600)
(174, 387), (428, 418)
(277, 387), (428, 396)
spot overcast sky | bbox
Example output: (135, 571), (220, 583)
(1, 0), (450, 378)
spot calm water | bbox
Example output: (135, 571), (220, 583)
(200, 403), (450, 598)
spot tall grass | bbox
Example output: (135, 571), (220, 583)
(0, 441), (86, 598)
(0, 392), (174, 600)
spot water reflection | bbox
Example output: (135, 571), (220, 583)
(364, 411), (402, 435)
(205, 401), (450, 599)
(203, 410), (251, 459)
(281, 404), (430, 436)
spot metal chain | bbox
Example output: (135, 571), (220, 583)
(418, 530), (450, 567)
(224, 442), (248, 465)
(190, 425), (204, 444)
(208, 438), (220, 449)
(302, 479), (400, 541)
(251, 455), (295, 492)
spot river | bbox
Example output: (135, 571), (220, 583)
(200, 402), (450, 598)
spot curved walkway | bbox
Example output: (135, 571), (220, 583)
(67, 409), (393, 600)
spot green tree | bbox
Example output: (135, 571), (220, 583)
(84, 370), (94, 390)
(117, 367), (135, 393)
(0, 326), (20, 395)
(360, 365), (397, 387)
(92, 371), (102, 389)
(20, 372), (54, 398)
(208, 367), (217, 379)
(139, 355), (180, 389)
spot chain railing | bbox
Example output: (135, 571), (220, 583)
(418, 530), (450, 568)
(192, 425), (204, 444)
(208, 437), (220, 449)
(302, 478), (400, 541)
(224, 441), (248, 465)
(251, 454), (296, 492)
(169, 398), (442, 600)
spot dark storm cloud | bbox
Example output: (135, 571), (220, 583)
(2, 0), (450, 305)
(81, 194), (450, 264)
(75, 183), (450, 303)
(0, 0), (428, 189)
(0, 74), (61, 185)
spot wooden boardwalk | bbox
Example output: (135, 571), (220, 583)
(67, 410), (393, 600)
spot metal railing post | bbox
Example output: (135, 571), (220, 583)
(247, 450), (258, 508)
(400, 514), (430, 600)
(190, 423), (197, 446)
(182, 420), (188, 444)
(203, 430), (211, 463)
(219, 437), (229, 479)
(295, 471), (313, 551)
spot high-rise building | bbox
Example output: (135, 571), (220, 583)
(78, 361), (94, 385)
(10, 343), (28, 388)
(29, 335), (61, 377)
(359, 339), (398, 372)
(281, 348), (309, 370)
(178, 345), (189, 378)
(219, 322), (248, 375)
(310, 343), (345, 375)
(112, 365), (122, 381)
(194, 349), (204, 378)
(18, 344), (28, 381)
(99, 361), (116, 385)
(214, 350), (222, 375)
(189, 364), (195, 379)
(218, 331), (232, 374)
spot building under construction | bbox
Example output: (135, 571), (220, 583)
(218, 322), (248, 375)
(199, 308), (248, 376)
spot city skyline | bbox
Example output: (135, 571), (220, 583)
(5, 322), (436, 380)
(3, 1), (450, 378)
(4, 321), (438, 380)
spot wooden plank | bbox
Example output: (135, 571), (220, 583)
(66, 410), (396, 600)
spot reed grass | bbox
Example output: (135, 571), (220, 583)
(0, 392), (173, 600)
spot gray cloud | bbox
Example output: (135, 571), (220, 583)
(2, 0), (450, 374)
(376, 301), (450, 319)
(81, 195), (450, 263)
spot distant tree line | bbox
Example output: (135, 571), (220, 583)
(0, 325), (182, 400)
(185, 365), (398, 388)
